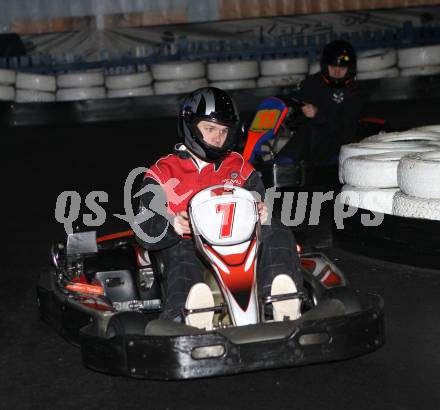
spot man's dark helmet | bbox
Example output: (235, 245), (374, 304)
(320, 40), (357, 87)
(178, 87), (240, 162)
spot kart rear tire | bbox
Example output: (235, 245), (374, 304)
(106, 312), (151, 338)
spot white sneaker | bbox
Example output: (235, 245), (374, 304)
(185, 283), (215, 330)
(271, 274), (301, 322)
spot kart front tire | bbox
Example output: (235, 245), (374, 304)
(106, 312), (151, 338)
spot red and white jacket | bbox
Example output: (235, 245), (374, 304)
(137, 144), (265, 250)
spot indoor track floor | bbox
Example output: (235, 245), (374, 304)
(1, 112), (440, 410)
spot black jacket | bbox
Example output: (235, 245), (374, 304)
(294, 72), (363, 144)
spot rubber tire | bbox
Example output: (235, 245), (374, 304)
(257, 74), (304, 88)
(56, 87), (106, 101)
(398, 151), (440, 199)
(57, 72), (104, 88)
(107, 86), (154, 98)
(0, 69), (16, 85)
(398, 45), (440, 68)
(400, 65), (440, 77)
(393, 191), (440, 221)
(105, 72), (153, 89)
(325, 287), (362, 315)
(153, 78), (208, 95)
(207, 60), (258, 81)
(209, 79), (256, 90)
(357, 48), (397, 72)
(15, 89), (55, 103)
(260, 57), (308, 76)
(106, 312), (151, 338)
(339, 141), (432, 184)
(0, 85), (15, 101)
(362, 130), (440, 143)
(308, 61), (320, 75)
(151, 61), (205, 81)
(340, 185), (399, 215)
(411, 124), (440, 133)
(16, 72), (56, 92)
(342, 151), (416, 188)
(357, 67), (399, 80)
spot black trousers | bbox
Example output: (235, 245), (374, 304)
(158, 219), (302, 319)
(277, 124), (340, 163)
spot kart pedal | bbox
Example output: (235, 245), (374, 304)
(184, 283), (215, 331)
(271, 274), (301, 322)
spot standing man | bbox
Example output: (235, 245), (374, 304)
(277, 40), (363, 163)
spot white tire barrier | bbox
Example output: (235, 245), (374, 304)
(207, 61), (259, 81)
(0, 69), (16, 85)
(15, 89), (55, 103)
(257, 74), (304, 88)
(56, 87), (106, 101)
(342, 152), (416, 188)
(209, 79), (256, 90)
(57, 72), (104, 88)
(340, 185), (399, 214)
(357, 67), (399, 80)
(260, 57), (308, 76)
(0, 86), (15, 101)
(363, 130), (440, 143)
(309, 61), (320, 75)
(154, 78), (208, 95)
(398, 45), (440, 68)
(397, 151), (440, 199)
(357, 49), (397, 72)
(16, 72), (56, 92)
(411, 124), (440, 133)
(105, 72), (153, 89)
(107, 86), (154, 98)
(339, 141), (432, 183)
(393, 191), (440, 221)
(400, 65), (440, 77)
(151, 61), (205, 81)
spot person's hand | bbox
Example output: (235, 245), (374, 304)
(257, 202), (268, 224)
(301, 103), (318, 118)
(173, 211), (191, 235)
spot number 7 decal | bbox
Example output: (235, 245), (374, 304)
(216, 202), (236, 239)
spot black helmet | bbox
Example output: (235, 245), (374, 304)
(178, 87), (240, 162)
(320, 40), (357, 87)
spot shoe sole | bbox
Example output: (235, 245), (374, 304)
(271, 274), (301, 322)
(185, 283), (215, 330)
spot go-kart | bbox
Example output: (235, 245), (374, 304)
(37, 185), (384, 380)
(242, 96), (388, 188)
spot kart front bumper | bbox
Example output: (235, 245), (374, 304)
(80, 292), (384, 380)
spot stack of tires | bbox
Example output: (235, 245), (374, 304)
(15, 72), (56, 103)
(257, 57), (307, 88)
(106, 70), (153, 98)
(398, 44), (440, 77)
(338, 130), (440, 215)
(56, 71), (106, 101)
(208, 60), (258, 90)
(0, 69), (16, 101)
(151, 61), (207, 95)
(356, 48), (398, 80)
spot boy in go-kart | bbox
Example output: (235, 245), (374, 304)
(136, 87), (303, 329)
